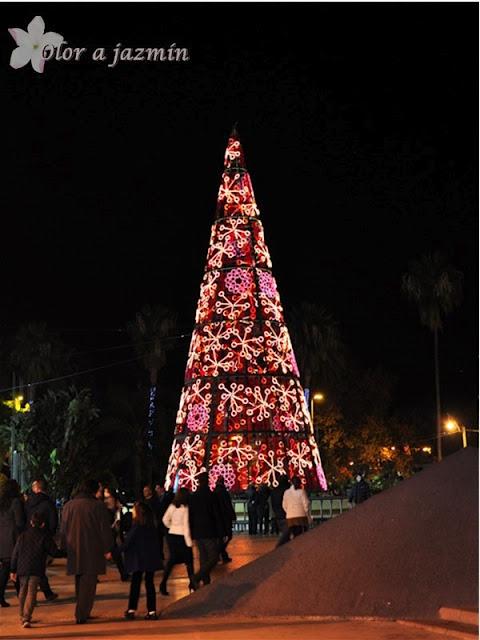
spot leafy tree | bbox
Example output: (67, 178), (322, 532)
(0, 402), (12, 468)
(11, 386), (99, 498)
(402, 252), (463, 461)
(95, 384), (151, 496)
(316, 367), (415, 493)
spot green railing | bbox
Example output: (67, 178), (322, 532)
(232, 496), (352, 532)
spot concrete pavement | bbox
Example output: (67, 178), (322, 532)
(0, 535), (461, 639)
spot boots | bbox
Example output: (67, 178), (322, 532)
(187, 565), (198, 593)
(159, 561), (172, 595)
(159, 579), (169, 596)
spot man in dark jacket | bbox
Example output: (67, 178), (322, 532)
(256, 484), (270, 535)
(25, 479), (58, 600)
(349, 475), (371, 505)
(188, 472), (223, 585)
(10, 512), (61, 628)
(270, 476), (288, 537)
(214, 476), (236, 563)
(143, 484), (165, 565)
(60, 479), (112, 624)
(0, 479), (25, 607)
(246, 484), (258, 535)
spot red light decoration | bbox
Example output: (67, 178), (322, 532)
(165, 129), (327, 492)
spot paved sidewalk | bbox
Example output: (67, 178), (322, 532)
(0, 535), (459, 639)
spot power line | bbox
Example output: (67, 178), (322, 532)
(0, 332), (193, 394)
(0, 356), (144, 395)
(75, 332), (192, 356)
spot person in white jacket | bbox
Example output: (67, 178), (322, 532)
(278, 476), (311, 546)
(160, 488), (197, 595)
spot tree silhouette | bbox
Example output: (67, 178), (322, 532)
(9, 322), (73, 401)
(288, 302), (346, 391)
(402, 251), (463, 461)
(128, 304), (177, 477)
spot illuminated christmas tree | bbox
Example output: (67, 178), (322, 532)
(164, 129), (327, 492)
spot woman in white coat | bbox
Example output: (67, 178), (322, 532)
(280, 476), (311, 545)
(160, 488), (197, 595)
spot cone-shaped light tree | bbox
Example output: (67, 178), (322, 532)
(164, 130), (327, 492)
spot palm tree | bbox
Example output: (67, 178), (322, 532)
(96, 384), (148, 494)
(288, 302), (346, 392)
(402, 252), (463, 461)
(127, 305), (177, 477)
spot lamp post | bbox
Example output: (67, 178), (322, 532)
(310, 392), (325, 445)
(445, 418), (467, 448)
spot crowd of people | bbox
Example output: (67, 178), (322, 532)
(0, 470), (334, 628)
(246, 476), (313, 540)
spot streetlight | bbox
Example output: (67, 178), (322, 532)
(444, 418), (467, 449)
(310, 392), (325, 444)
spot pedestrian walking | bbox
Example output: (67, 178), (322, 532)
(270, 476), (289, 542)
(143, 484), (165, 566)
(246, 484), (258, 535)
(256, 484), (270, 535)
(348, 475), (371, 506)
(188, 472), (223, 586)
(0, 479), (25, 607)
(104, 487), (129, 581)
(156, 483), (174, 568)
(60, 478), (112, 624)
(10, 512), (61, 628)
(25, 479), (59, 601)
(279, 476), (311, 545)
(160, 488), (197, 595)
(214, 477), (236, 563)
(121, 501), (161, 620)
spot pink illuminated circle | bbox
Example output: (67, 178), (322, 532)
(209, 463), (236, 490)
(225, 268), (253, 294)
(258, 271), (277, 298)
(187, 404), (209, 432)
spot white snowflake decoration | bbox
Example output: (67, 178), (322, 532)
(253, 223), (272, 267)
(230, 324), (264, 361)
(164, 441), (181, 490)
(215, 290), (251, 320)
(196, 270), (220, 322)
(265, 323), (293, 373)
(257, 450), (286, 487)
(217, 435), (255, 468)
(271, 377), (297, 412)
(218, 382), (249, 416)
(178, 459), (206, 491)
(287, 440), (313, 472)
(259, 292), (284, 322)
(181, 434), (206, 463)
(187, 379), (212, 409)
(245, 385), (275, 422)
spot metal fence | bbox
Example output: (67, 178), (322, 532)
(232, 496), (351, 532)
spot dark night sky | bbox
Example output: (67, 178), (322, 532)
(2, 3), (478, 426)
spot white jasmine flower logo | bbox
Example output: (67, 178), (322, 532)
(9, 16), (63, 73)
